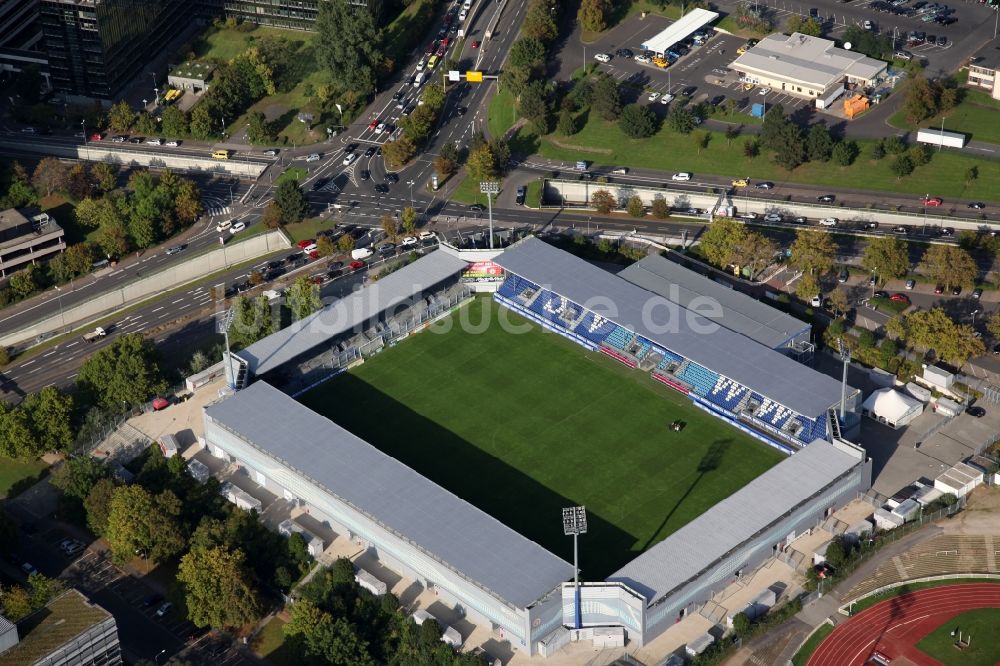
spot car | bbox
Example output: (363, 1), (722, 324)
(342, 152), (357, 165)
(155, 602), (173, 618)
(401, 236), (419, 248)
(420, 230), (436, 241)
(951, 285), (962, 296)
(392, 89), (405, 101)
(145, 138), (162, 145)
(889, 293), (911, 303)
(967, 405), (986, 418)
(648, 91), (661, 102)
(681, 86), (698, 97)
(709, 95), (726, 107)
(616, 48), (633, 58)
(968, 202), (985, 209)
(742, 82), (755, 91)
(905, 279), (916, 290)
(921, 196), (943, 206)
(306, 153), (321, 162)
(142, 593), (164, 608)
(471, 40), (480, 48)
(793, 216), (807, 224)
(20, 562), (37, 576)
(311, 178), (329, 191)
(468, 203), (485, 212)
(264, 149), (279, 156)
(939, 227), (954, 237)
(368, 119), (378, 130)
(874, 290), (889, 298)
(755, 181), (774, 189)
(893, 225), (908, 234)
(515, 186), (526, 205)
(20, 127), (36, 134)
(672, 172), (693, 181)
(358, 169), (371, 181)
(934, 284), (945, 294)
(810, 295), (823, 307)
(165, 245), (186, 255)
(456, 106), (467, 115)
(973, 288), (983, 299)
(635, 54), (651, 64)
(385, 172), (399, 184)
(111, 135), (127, 143)
(764, 213), (783, 223)
(863, 19), (873, 29)
(758, 87), (771, 95)
(817, 194), (836, 203)
(375, 123), (387, 134)
(594, 53), (611, 63)
(58, 538), (75, 552)
(740, 212), (759, 221)
(65, 542), (84, 557)
(89, 132), (103, 141)
(229, 221), (247, 234)
(360, 146), (374, 158)
(164, 139), (180, 147)
(684, 208), (703, 215)
(129, 137), (143, 144)
(819, 217), (839, 226)
(373, 183), (389, 194)
(349, 260), (365, 271)
(731, 178), (749, 187)
(838, 269), (849, 283)
(297, 239), (316, 249)
(894, 50), (913, 60)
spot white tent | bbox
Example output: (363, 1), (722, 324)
(862, 388), (923, 429)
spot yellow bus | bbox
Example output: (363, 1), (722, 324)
(212, 149), (229, 160)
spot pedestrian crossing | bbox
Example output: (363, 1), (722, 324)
(206, 205), (231, 217)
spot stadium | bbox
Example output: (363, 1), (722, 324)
(202, 237), (872, 657)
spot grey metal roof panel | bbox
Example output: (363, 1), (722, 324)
(238, 250), (468, 375)
(204, 381), (574, 609)
(730, 33), (886, 88)
(608, 441), (859, 603)
(494, 238), (845, 417)
(618, 255), (809, 349)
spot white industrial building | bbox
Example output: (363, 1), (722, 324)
(729, 32), (887, 108)
(861, 388), (923, 429)
(935, 461), (985, 498)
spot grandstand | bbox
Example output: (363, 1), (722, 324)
(493, 237), (858, 454)
(203, 239), (871, 656)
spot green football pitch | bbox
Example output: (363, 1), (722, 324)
(917, 608), (1000, 666)
(300, 296), (784, 577)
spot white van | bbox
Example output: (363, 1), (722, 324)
(351, 248), (373, 260)
(216, 220), (232, 232)
(463, 0), (472, 8)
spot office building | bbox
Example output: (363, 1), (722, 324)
(967, 45), (1000, 100)
(0, 589), (121, 665)
(221, 0), (386, 30)
(0, 208), (65, 278)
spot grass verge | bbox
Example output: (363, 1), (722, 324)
(791, 623), (834, 666)
(300, 296), (784, 576)
(488, 88), (518, 140)
(449, 174), (492, 205)
(868, 296), (910, 314)
(252, 617), (296, 666)
(275, 167), (308, 185)
(0, 456), (49, 499)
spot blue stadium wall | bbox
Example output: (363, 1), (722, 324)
(202, 414), (563, 656)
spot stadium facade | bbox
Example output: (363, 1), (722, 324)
(208, 239), (871, 656)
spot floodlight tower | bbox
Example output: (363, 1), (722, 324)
(218, 306), (237, 390)
(838, 338), (851, 421)
(480, 181), (500, 249)
(562, 506), (587, 629)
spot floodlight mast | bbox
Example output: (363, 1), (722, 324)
(480, 181), (500, 249)
(838, 338), (851, 421)
(562, 506), (587, 629)
(218, 306), (237, 390)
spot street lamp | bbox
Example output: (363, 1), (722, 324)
(154, 649), (167, 665)
(971, 308), (980, 327)
(479, 181), (500, 250)
(871, 266), (877, 299)
(562, 506), (587, 630)
(407, 179), (415, 207)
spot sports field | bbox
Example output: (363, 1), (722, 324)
(917, 608), (1000, 666)
(301, 296), (784, 576)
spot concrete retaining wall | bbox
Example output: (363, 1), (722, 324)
(543, 179), (997, 233)
(0, 138), (269, 178)
(2, 230), (290, 348)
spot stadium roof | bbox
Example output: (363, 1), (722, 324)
(236, 250), (468, 376)
(204, 381), (574, 609)
(618, 255), (809, 350)
(494, 238), (847, 417)
(730, 33), (886, 89)
(608, 441), (860, 603)
(640, 8), (719, 55)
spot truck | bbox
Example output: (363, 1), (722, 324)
(413, 71), (426, 87)
(82, 327), (106, 343)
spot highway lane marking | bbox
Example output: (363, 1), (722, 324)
(172, 298), (185, 304)
(21, 359), (35, 366)
(66, 341), (79, 347)
(43, 350), (57, 357)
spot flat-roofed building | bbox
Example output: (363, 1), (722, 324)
(967, 45), (1000, 100)
(0, 208), (65, 278)
(0, 588), (121, 665)
(730, 32), (887, 108)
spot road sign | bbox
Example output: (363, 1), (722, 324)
(448, 70), (461, 82)
(466, 71), (483, 83)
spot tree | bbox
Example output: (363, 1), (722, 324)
(228, 295), (274, 348)
(401, 207), (417, 235)
(77, 333), (166, 409)
(988, 312), (1000, 340)
(522, 0), (558, 42)
(90, 162), (118, 193)
(107, 100), (136, 133)
(732, 611), (752, 637)
(626, 196), (645, 218)
(381, 136), (416, 169)
(105, 485), (186, 563)
(0, 402), (35, 459)
(831, 140), (859, 166)
(699, 218), (745, 269)
(508, 37), (547, 75)
(908, 143), (931, 167)
(693, 130), (710, 154)
(286, 277), (322, 321)
(32, 158), (67, 197)
(434, 142), (458, 177)
(965, 165), (979, 185)
(743, 138), (760, 159)
(790, 229), (836, 276)
(892, 308), (985, 367)
(314, 0), (383, 100)
(467, 142), (498, 181)
(828, 288), (849, 316)
(246, 111), (273, 144)
(50, 455), (108, 501)
(786, 15), (822, 36)
(759, 104), (788, 150)
(134, 112), (158, 136)
(666, 105), (695, 134)
(284, 598), (375, 665)
(618, 103), (657, 139)
(590, 77), (620, 121)
(857, 328), (876, 350)
(806, 124), (834, 162)
(824, 536), (850, 569)
(731, 230), (778, 279)
(190, 103), (216, 140)
(870, 141), (886, 160)
(556, 107), (577, 136)
(22, 386), (74, 452)
(273, 179), (309, 225)
(316, 236), (335, 258)
(518, 80), (549, 134)
(878, 338), (898, 367)
(338, 234), (356, 254)
(796, 272), (820, 299)
(161, 106), (189, 138)
(861, 237), (910, 280)
(904, 75), (938, 124)
(591, 189), (616, 214)
(772, 122), (806, 170)
(4, 162), (37, 208)
(261, 203), (283, 229)
(84, 478), (117, 535)
(66, 163), (95, 200)
(725, 124), (741, 147)
(8, 266), (39, 299)
(97, 217), (130, 258)
(889, 154), (914, 179)
(178, 545), (262, 629)
(380, 213), (399, 243)
(578, 0), (609, 32)
(174, 179), (204, 225)
(651, 196), (670, 219)
(920, 244), (977, 289)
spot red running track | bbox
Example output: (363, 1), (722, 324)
(808, 583), (1000, 666)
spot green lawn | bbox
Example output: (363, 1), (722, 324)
(449, 175), (493, 205)
(534, 112), (1000, 202)
(284, 217), (335, 244)
(917, 608), (1000, 666)
(524, 179), (544, 208)
(0, 457), (48, 499)
(252, 617), (297, 666)
(275, 167), (308, 185)
(889, 74), (1000, 146)
(185, 25), (305, 63)
(300, 297), (784, 576)
(792, 624), (834, 666)
(868, 296), (910, 314)
(488, 88), (518, 140)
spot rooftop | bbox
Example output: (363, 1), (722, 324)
(204, 381), (575, 609)
(236, 250), (468, 376)
(640, 8), (719, 54)
(608, 441), (861, 603)
(0, 589), (113, 666)
(494, 238), (849, 417)
(618, 254), (809, 349)
(169, 61), (216, 80)
(971, 44), (1000, 71)
(730, 32), (886, 87)
(0, 209), (30, 234)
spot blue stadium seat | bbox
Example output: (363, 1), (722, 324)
(605, 326), (633, 351)
(656, 350), (685, 370)
(574, 311), (617, 345)
(677, 362), (720, 397)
